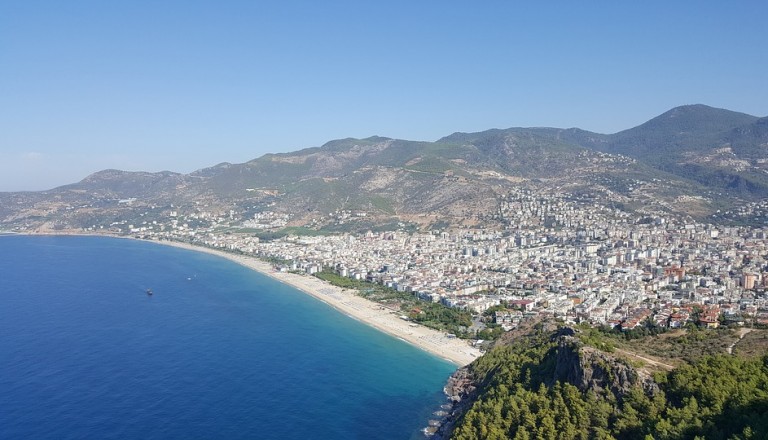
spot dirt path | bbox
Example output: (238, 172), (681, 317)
(615, 348), (675, 371)
(727, 328), (753, 355)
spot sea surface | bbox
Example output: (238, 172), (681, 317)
(0, 235), (455, 439)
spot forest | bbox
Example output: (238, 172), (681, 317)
(449, 326), (768, 440)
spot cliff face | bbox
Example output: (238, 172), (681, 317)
(551, 334), (660, 398)
(434, 327), (660, 439)
(433, 367), (475, 438)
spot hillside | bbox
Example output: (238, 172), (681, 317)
(601, 105), (759, 160)
(1, 104), (767, 233)
(437, 323), (768, 440)
(594, 105), (768, 197)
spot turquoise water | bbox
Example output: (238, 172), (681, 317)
(0, 235), (455, 439)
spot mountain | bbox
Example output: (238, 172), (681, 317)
(587, 105), (768, 197)
(59, 169), (189, 198)
(1, 104), (767, 233)
(725, 116), (768, 159)
(189, 127), (701, 227)
(600, 104), (759, 160)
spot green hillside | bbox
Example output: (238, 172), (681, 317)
(3, 104), (768, 231)
(446, 325), (768, 440)
(603, 105), (759, 161)
(726, 117), (768, 159)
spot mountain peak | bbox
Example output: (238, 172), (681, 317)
(650, 104), (757, 127)
(667, 103), (714, 113)
(600, 104), (760, 159)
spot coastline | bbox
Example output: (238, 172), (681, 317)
(7, 232), (481, 366)
(2, 232), (462, 439)
(151, 239), (481, 367)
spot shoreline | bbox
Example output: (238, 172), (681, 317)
(153, 239), (481, 367)
(7, 232), (482, 366)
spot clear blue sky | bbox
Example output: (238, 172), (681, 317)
(1, 1), (766, 191)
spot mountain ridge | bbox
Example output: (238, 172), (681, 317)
(2, 104), (768, 232)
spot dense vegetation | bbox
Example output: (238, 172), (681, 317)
(450, 327), (768, 440)
(313, 270), (474, 337)
(408, 302), (473, 337)
(313, 270), (412, 303)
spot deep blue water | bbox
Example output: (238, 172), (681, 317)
(0, 235), (455, 439)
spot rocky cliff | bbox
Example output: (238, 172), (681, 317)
(432, 325), (660, 439)
(551, 331), (659, 398)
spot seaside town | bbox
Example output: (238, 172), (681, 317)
(74, 187), (768, 336)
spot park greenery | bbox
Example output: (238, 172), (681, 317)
(314, 270), (474, 337)
(450, 326), (768, 440)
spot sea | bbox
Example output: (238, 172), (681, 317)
(0, 235), (456, 439)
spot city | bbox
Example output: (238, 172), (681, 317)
(76, 185), (768, 338)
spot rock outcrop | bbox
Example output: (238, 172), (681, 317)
(550, 333), (659, 399)
(432, 367), (476, 439)
(433, 325), (662, 438)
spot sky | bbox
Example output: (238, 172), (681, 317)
(1, 1), (767, 191)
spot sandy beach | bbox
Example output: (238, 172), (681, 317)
(155, 240), (482, 366)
